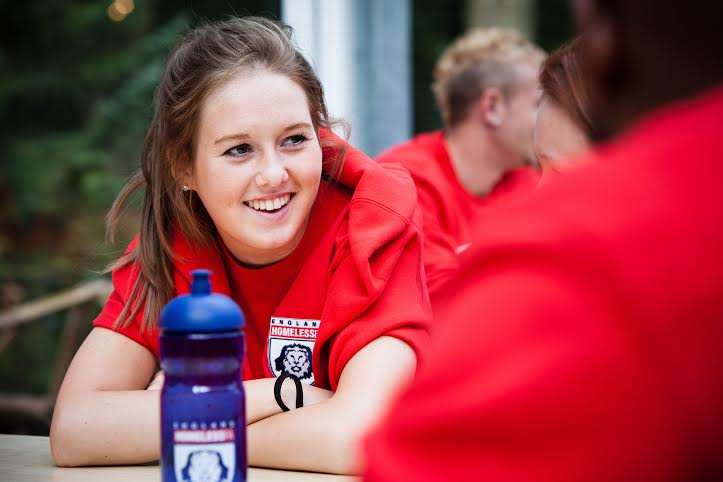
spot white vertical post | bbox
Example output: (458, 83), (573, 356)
(365, 0), (412, 156)
(282, 0), (360, 145)
(282, 0), (411, 156)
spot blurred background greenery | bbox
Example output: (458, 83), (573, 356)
(0, 0), (571, 434)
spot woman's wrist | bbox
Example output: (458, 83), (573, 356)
(277, 378), (332, 411)
(301, 384), (333, 406)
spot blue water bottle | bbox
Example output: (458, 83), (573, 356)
(159, 269), (246, 482)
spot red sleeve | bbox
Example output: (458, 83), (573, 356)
(317, 200), (432, 390)
(92, 238), (160, 358)
(363, 254), (681, 482)
(377, 152), (459, 295)
(411, 173), (461, 293)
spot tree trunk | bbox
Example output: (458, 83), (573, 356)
(466, 0), (535, 40)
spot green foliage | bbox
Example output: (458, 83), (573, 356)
(412, 0), (465, 133)
(535, 0), (574, 52)
(1, 8), (188, 283)
(0, 2), (268, 410)
(0, 1), (277, 417)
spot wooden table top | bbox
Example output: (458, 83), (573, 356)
(0, 434), (357, 482)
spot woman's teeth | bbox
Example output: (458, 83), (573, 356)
(244, 194), (291, 212)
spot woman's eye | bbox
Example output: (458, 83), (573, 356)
(224, 144), (252, 157)
(283, 134), (308, 147)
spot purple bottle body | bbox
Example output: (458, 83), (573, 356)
(159, 270), (246, 482)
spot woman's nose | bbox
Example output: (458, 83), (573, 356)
(255, 153), (289, 188)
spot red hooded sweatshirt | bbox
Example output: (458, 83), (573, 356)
(93, 135), (431, 390)
(377, 131), (539, 294)
(364, 88), (723, 481)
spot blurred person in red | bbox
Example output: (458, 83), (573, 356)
(364, 1), (723, 481)
(377, 29), (545, 294)
(533, 37), (595, 178)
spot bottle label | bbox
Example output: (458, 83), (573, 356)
(172, 421), (236, 482)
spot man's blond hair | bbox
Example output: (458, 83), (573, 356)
(433, 28), (546, 127)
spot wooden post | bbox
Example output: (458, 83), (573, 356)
(48, 305), (86, 401)
(466, 0), (536, 39)
(0, 279), (111, 329)
(0, 394), (50, 421)
(0, 327), (17, 355)
(0, 279), (110, 423)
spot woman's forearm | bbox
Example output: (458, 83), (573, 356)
(50, 378), (331, 467)
(244, 377), (332, 424)
(150, 373), (332, 425)
(247, 396), (369, 474)
(50, 389), (160, 467)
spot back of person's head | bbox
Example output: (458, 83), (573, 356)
(533, 37), (595, 175)
(539, 38), (595, 139)
(577, 0), (723, 136)
(106, 17), (332, 330)
(433, 28), (545, 128)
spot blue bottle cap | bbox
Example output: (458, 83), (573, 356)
(160, 269), (245, 333)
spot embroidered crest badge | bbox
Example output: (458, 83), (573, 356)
(268, 317), (321, 385)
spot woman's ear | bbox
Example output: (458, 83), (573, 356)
(180, 170), (195, 192)
(169, 149), (196, 192)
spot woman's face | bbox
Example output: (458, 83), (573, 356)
(190, 69), (322, 265)
(533, 95), (590, 175)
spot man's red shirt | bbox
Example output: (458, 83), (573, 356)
(378, 131), (539, 294)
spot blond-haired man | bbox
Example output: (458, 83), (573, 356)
(378, 28), (546, 295)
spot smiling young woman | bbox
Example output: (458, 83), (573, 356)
(49, 17), (431, 474)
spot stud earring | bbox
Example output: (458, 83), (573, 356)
(181, 185), (191, 192)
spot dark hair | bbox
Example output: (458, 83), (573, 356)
(585, 1), (723, 132)
(539, 38), (595, 138)
(106, 17), (339, 331)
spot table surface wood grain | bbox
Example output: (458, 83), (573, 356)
(0, 434), (357, 482)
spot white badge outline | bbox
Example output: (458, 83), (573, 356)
(267, 317), (321, 385)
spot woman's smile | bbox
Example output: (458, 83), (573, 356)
(243, 192), (297, 221)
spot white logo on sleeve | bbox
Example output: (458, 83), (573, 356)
(268, 317), (321, 385)
(455, 242), (471, 254)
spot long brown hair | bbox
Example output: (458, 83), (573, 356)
(106, 17), (337, 331)
(539, 37), (596, 138)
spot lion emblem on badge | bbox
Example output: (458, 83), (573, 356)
(274, 343), (313, 380)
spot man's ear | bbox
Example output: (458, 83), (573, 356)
(479, 88), (507, 128)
